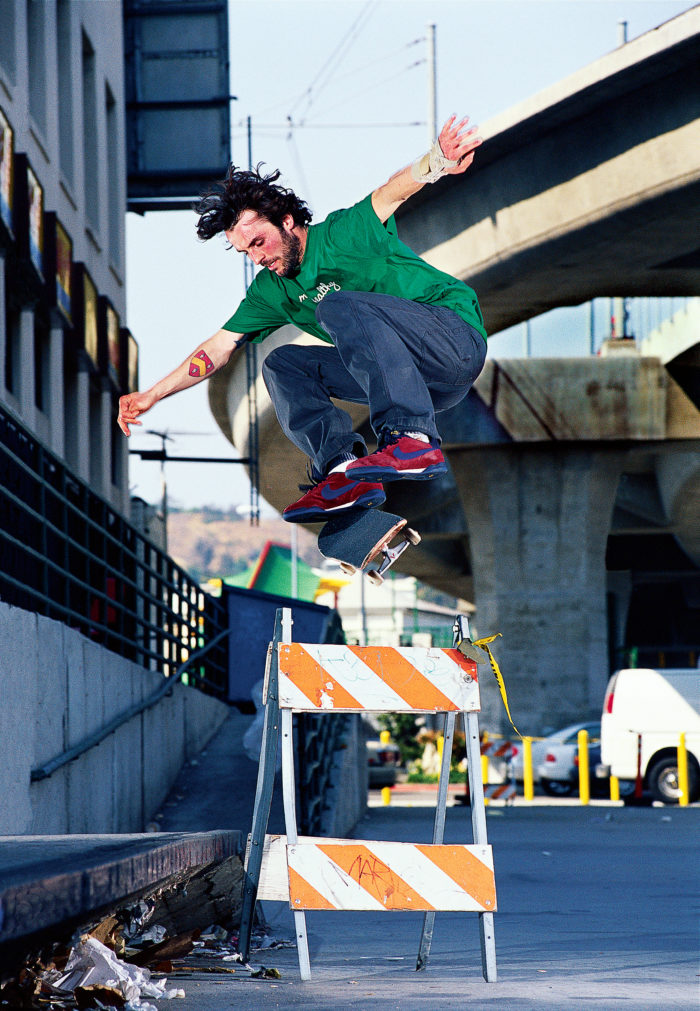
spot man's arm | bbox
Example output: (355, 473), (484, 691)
(117, 328), (246, 436)
(371, 115), (482, 224)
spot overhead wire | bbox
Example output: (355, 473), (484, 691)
(308, 59), (426, 121)
(239, 34), (424, 125)
(290, 0), (378, 123)
(234, 122), (425, 131)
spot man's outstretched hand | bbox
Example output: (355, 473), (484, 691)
(439, 115), (482, 174)
(117, 390), (156, 436)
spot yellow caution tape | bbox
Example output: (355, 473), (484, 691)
(472, 634), (522, 740)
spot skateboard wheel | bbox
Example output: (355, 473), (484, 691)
(340, 561), (357, 575)
(406, 528), (421, 545)
(367, 570), (384, 586)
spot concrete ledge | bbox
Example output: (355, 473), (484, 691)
(0, 830), (241, 949)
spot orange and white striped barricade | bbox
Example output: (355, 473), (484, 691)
(242, 607), (498, 982)
(481, 739), (517, 803)
(485, 780), (517, 803)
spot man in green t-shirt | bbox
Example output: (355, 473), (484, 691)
(118, 115), (487, 523)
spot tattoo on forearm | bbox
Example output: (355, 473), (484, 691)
(189, 349), (215, 378)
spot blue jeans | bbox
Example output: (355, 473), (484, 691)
(261, 290), (487, 480)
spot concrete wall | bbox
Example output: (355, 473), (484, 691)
(0, 602), (229, 835)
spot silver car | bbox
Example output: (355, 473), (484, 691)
(366, 739), (401, 788)
(536, 720), (602, 796)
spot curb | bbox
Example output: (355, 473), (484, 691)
(0, 830), (241, 950)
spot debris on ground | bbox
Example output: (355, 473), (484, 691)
(42, 936), (185, 1008)
(1, 852), (295, 1009)
(1, 917), (295, 1008)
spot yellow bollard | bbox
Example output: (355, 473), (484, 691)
(577, 729), (590, 805)
(523, 737), (534, 801)
(609, 775), (620, 802)
(677, 732), (689, 807)
(380, 729), (391, 745)
(381, 786), (392, 806)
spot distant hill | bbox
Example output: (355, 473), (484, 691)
(167, 506), (324, 584)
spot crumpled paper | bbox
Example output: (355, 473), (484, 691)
(46, 936), (183, 1008)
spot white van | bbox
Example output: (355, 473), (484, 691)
(599, 667), (700, 804)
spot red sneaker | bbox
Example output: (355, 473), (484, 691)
(345, 434), (447, 482)
(282, 471), (385, 523)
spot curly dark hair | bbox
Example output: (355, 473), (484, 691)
(194, 164), (312, 240)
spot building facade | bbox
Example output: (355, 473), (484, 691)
(0, 0), (134, 511)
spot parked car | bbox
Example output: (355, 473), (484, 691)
(534, 721), (603, 796)
(510, 736), (549, 783)
(367, 739), (401, 787)
(600, 667), (700, 804)
(510, 721), (599, 788)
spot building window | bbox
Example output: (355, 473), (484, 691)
(106, 84), (120, 268)
(27, 0), (47, 136)
(0, 2), (16, 81)
(81, 30), (99, 230)
(57, 0), (74, 186)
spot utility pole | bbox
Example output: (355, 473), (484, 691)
(146, 429), (173, 551)
(244, 114), (261, 526)
(427, 23), (437, 142)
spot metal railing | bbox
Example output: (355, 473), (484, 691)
(615, 645), (699, 670)
(298, 713), (351, 836)
(0, 403), (228, 698)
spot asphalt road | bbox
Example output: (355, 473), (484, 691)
(162, 800), (698, 1010)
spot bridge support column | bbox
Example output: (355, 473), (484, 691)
(452, 445), (625, 735)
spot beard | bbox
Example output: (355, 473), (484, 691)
(277, 229), (304, 277)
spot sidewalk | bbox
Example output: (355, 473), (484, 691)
(3, 713), (697, 1009)
(150, 717), (699, 1010)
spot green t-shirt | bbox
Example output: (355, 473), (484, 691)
(222, 193), (486, 344)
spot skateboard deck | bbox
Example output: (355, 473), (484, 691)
(318, 509), (420, 585)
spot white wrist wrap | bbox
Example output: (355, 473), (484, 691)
(411, 137), (459, 183)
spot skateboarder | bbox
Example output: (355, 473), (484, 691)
(118, 115), (487, 523)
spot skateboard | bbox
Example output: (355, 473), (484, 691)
(318, 509), (421, 586)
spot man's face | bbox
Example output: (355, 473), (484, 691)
(227, 211), (304, 278)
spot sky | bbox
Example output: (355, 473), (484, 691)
(124, 0), (696, 514)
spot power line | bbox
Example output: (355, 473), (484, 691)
(237, 35), (425, 125)
(317, 36), (424, 94)
(233, 122), (425, 133)
(290, 0), (378, 122)
(308, 59), (426, 120)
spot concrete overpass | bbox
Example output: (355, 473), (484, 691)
(208, 9), (700, 732)
(396, 6), (700, 334)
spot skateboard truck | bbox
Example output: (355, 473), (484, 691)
(340, 525), (421, 585)
(319, 510), (421, 586)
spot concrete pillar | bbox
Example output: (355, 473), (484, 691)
(19, 307), (36, 430)
(73, 369), (91, 481)
(0, 251), (6, 392)
(452, 444), (626, 735)
(48, 322), (65, 457)
(607, 570), (633, 670)
(98, 384), (113, 496)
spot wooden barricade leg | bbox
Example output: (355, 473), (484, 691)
(237, 608), (284, 963)
(417, 614), (470, 971)
(281, 705), (312, 979)
(416, 709), (456, 970)
(465, 709), (498, 982)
